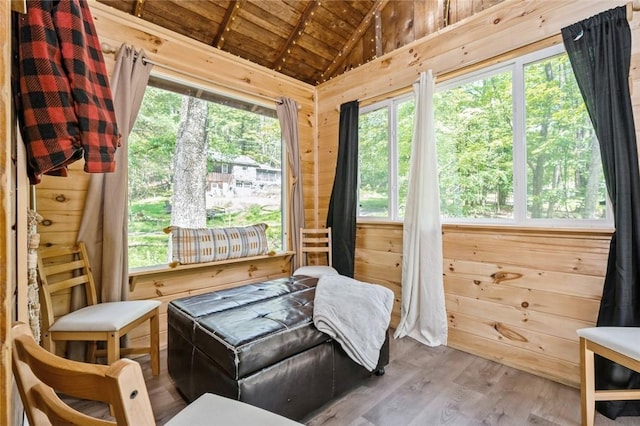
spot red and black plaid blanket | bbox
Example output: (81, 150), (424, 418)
(15, 0), (119, 184)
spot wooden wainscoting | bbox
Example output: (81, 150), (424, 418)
(444, 225), (611, 388)
(355, 223), (404, 328)
(353, 222), (611, 388)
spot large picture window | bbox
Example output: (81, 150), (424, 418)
(358, 96), (414, 219)
(358, 45), (609, 226)
(128, 76), (283, 269)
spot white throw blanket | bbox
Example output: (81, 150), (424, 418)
(313, 274), (394, 371)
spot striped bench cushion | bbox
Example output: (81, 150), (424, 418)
(167, 223), (269, 266)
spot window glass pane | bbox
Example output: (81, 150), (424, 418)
(358, 107), (389, 217)
(128, 82), (282, 269)
(435, 70), (514, 219)
(397, 98), (415, 219)
(524, 54), (606, 219)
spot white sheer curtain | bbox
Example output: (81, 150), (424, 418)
(394, 70), (447, 346)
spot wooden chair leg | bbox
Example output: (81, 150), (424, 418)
(86, 341), (97, 363)
(150, 308), (160, 376)
(42, 332), (54, 354)
(107, 332), (120, 366)
(580, 337), (595, 426)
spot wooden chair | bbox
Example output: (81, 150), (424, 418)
(577, 327), (640, 426)
(293, 227), (339, 277)
(12, 322), (303, 425)
(37, 242), (161, 375)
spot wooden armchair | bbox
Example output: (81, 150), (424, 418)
(37, 242), (160, 374)
(12, 322), (303, 425)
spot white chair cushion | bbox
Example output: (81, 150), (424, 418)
(293, 265), (339, 278)
(577, 327), (640, 361)
(165, 393), (303, 426)
(50, 300), (161, 332)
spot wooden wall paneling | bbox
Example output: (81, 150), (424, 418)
(14, 137), (28, 329)
(1, 0), (11, 421)
(441, 226), (608, 385)
(130, 256), (291, 301)
(392, 1), (417, 51)
(443, 232), (609, 277)
(379, 1), (398, 54)
(413, 0), (445, 38)
(317, 1), (626, 107)
(444, 275), (600, 323)
(355, 223), (403, 251)
(447, 328), (580, 387)
(353, 223), (403, 327)
(444, 292), (592, 347)
(447, 0), (474, 26)
(444, 259), (605, 300)
(448, 309), (579, 363)
(317, 2), (626, 387)
(36, 166), (89, 248)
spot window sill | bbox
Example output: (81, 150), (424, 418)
(128, 251), (296, 292)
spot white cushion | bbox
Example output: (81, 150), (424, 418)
(50, 300), (160, 332)
(165, 393), (303, 426)
(293, 265), (339, 278)
(577, 327), (640, 361)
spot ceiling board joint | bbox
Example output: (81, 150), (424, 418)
(133, 0), (146, 18)
(322, 0), (389, 82)
(213, 0), (243, 49)
(272, 0), (319, 71)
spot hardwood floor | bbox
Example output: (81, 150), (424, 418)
(68, 336), (640, 426)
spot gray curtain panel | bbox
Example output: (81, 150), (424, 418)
(277, 97), (305, 269)
(77, 45), (153, 303)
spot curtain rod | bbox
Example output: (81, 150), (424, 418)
(100, 42), (283, 107)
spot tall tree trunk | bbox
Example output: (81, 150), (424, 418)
(546, 163), (560, 218)
(530, 153), (546, 218)
(171, 96), (209, 228)
(584, 133), (603, 219)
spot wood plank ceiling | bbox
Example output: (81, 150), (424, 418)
(96, 0), (505, 86)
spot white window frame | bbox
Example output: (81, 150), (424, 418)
(127, 72), (288, 269)
(358, 93), (414, 221)
(437, 44), (611, 227)
(357, 44), (612, 228)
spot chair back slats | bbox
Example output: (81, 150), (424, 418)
(299, 228), (333, 267)
(41, 258), (87, 276)
(303, 246), (330, 253)
(12, 322), (156, 426)
(45, 274), (91, 295)
(37, 242), (99, 311)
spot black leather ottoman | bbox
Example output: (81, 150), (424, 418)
(167, 275), (389, 421)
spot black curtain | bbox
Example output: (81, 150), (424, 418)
(562, 6), (640, 419)
(326, 101), (359, 277)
